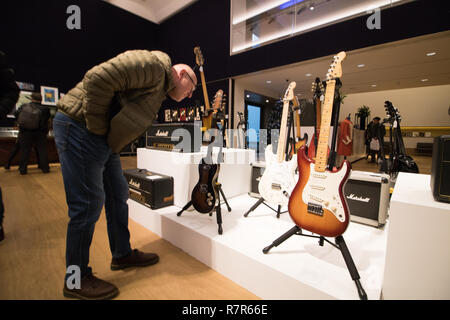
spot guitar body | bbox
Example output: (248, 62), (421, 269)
(202, 111), (215, 130)
(258, 144), (298, 207)
(288, 146), (351, 237)
(191, 159), (220, 214)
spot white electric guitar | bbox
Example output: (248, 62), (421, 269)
(258, 82), (298, 207)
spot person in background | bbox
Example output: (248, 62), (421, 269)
(0, 50), (20, 242)
(365, 116), (386, 163)
(54, 49), (197, 300)
(15, 92), (51, 174)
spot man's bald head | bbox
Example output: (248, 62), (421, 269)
(168, 64), (198, 102)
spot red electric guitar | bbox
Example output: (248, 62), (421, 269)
(288, 52), (351, 238)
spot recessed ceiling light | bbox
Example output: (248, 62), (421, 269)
(265, 99), (269, 103)
(371, 84), (377, 87)
(357, 64), (365, 68)
(421, 79), (429, 82)
(309, 5), (315, 10)
(246, 94), (250, 98)
(426, 52), (436, 56)
(266, 80), (272, 84)
(305, 73), (312, 77)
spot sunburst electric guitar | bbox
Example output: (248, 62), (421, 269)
(194, 46), (217, 131)
(258, 82), (298, 207)
(288, 52), (351, 237)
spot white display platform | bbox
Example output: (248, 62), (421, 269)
(128, 193), (388, 300)
(136, 147), (255, 207)
(382, 173), (450, 300)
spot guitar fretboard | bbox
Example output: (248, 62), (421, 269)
(276, 98), (290, 163)
(315, 80), (335, 172)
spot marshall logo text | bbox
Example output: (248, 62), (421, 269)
(156, 130), (169, 137)
(346, 193), (371, 203)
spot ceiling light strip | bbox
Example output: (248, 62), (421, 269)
(232, 0), (401, 53)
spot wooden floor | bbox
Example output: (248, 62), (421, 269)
(0, 156), (259, 300)
(0, 153), (432, 300)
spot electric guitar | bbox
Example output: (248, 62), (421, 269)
(289, 96), (308, 158)
(236, 112), (246, 148)
(288, 52), (351, 238)
(384, 101), (419, 174)
(194, 47), (217, 131)
(258, 82), (298, 207)
(307, 77), (327, 159)
(191, 90), (224, 214)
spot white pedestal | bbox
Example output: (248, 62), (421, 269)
(136, 147), (255, 208)
(382, 172), (450, 300)
(128, 194), (388, 300)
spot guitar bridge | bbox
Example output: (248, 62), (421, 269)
(307, 203), (324, 216)
(271, 183), (281, 191)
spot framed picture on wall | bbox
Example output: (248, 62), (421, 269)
(164, 109), (172, 122)
(40, 86), (59, 106)
(187, 107), (195, 121)
(180, 108), (186, 121)
(171, 109), (179, 122)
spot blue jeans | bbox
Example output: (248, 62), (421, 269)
(53, 112), (131, 277)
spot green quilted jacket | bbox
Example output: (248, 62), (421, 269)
(57, 50), (174, 153)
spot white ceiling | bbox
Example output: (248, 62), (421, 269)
(235, 30), (450, 99)
(103, 0), (198, 24)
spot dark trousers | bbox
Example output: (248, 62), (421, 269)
(18, 130), (49, 173)
(53, 112), (131, 278)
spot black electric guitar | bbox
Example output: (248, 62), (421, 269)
(191, 91), (224, 214)
(384, 101), (419, 175)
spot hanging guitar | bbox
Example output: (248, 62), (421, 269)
(258, 82), (298, 207)
(308, 77), (330, 159)
(384, 101), (419, 175)
(194, 46), (218, 131)
(289, 96), (308, 159)
(191, 90), (224, 214)
(288, 52), (351, 238)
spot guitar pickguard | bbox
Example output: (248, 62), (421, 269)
(301, 162), (349, 223)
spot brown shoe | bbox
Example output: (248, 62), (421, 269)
(63, 273), (119, 300)
(111, 249), (159, 270)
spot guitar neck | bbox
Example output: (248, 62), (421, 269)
(315, 80), (335, 172)
(315, 96), (322, 131)
(276, 99), (290, 162)
(199, 68), (211, 111)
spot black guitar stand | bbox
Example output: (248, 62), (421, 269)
(262, 78), (368, 300)
(244, 104), (297, 219)
(177, 135), (232, 235)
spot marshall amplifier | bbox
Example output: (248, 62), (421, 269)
(430, 135), (450, 203)
(146, 122), (201, 152)
(123, 169), (174, 209)
(344, 171), (390, 228)
(249, 162), (266, 198)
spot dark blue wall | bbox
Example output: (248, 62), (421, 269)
(0, 0), (159, 93)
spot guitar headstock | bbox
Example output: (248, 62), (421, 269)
(384, 100), (400, 120)
(311, 77), (324, 98)
(326, 51), (346, 81)
(212, 89), (224, 110)
(283, 81), (296, 102)
(194, 46), (204, 67)
(237, 111), (245, 123)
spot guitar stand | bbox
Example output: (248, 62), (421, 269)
(262, 225), (368, 300)
(243, 198), (287, 219)
(177, 183), (231, 235)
